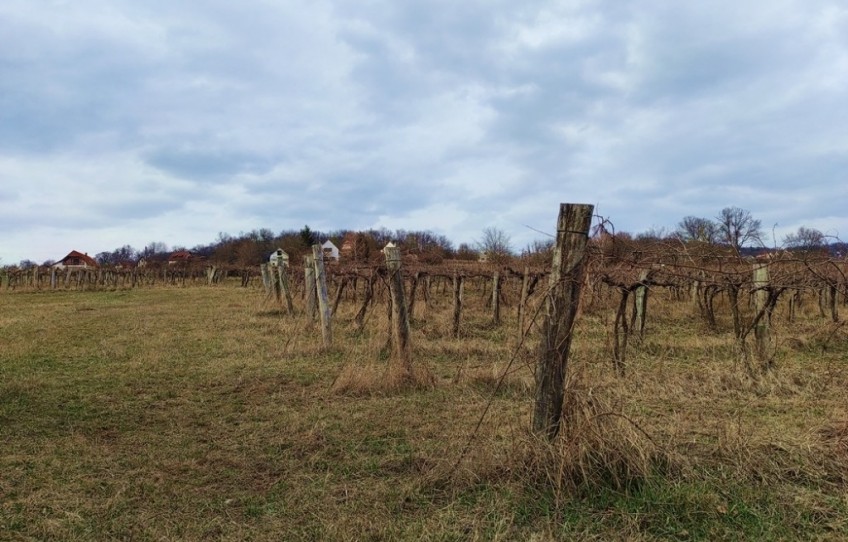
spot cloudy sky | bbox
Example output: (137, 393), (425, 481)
(2, 0), (847, 264)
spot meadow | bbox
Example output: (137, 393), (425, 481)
(1, 275), (847, 540)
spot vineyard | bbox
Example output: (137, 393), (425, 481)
(2, 209), (848, 539)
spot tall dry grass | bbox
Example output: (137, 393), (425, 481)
(1, 277), (847, 539)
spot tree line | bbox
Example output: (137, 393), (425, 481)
(6, 206), (845, 270)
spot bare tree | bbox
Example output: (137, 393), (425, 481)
(676, 216), (719, 244)
(716, 207), (763, 253)
(783, 226), (825, 250)
(476, 227), (513, 264)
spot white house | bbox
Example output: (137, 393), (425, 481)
(381, 241), (397, 254)
(269, 248), (289, 267)
(321, 240), (340, 261)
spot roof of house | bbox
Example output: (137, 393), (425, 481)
(58, 250), (98, 267)
(168, 250), (193, 261)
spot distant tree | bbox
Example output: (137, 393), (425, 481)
(190, 243), (217, 259)
(476, 227), (513, 264)
(522, 238), (554, 266)
(351, 232), (374, 262)
(402, 230), (454, 261)
(783, 226), (825, 252)
(97, 245), (137, 266)
(367, 228), (394, 248)
(716, 207), (763, 253)
(676, 216), (719, 244)
(635, 226), (672, 242)
(455, 243), (479, 261)
(139, 241), (169, 260)
(299, 225), (317, 248)
(235, 238), (261, 266)
(18, 259), (37, 269)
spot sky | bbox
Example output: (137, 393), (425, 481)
(2, 0), (847, 264)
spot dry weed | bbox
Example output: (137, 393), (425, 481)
(331, 360), (435, 395)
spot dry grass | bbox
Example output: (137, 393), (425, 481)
(1, 280), (847, 540)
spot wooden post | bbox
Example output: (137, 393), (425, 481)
(312, 245), (332, 348)
(532, 203), (593, 441)
(384, 246), (412, 366)
(517, 266), (531, 338)
(633, 269), (649, 340)
(491, 271), (501, 326)
(276, 261), (295, 315)
(304, 255), (317, 321)
(408, 272), (420, 321)
(829, 284), (839, 323)
(753, 263), (771, 366)
(452, 272), (463, 338)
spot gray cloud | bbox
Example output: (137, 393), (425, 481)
(1, 0), (847, 263)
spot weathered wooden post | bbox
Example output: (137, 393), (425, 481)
(532, 203), (594, 441)
(304, 255), (317, 321)
(312, 245), (332, 348)
(633, 269), (649, 340)
(260, 263), (272, 296)
(407, 272), (421, 321)
(829, 284), (839, 323)
(753, 262), (771, 367)
(517, 266), (531, 338)
(384, 246), (412, 366)
(452, 272), (463, 338)
(273, 250), (295, 315)
(491, 270), (501, 326)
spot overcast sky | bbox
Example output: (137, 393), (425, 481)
(2, 0), (847, 264)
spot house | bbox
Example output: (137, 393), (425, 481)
(52, 250), (98, 270)
(269, 248), (290, 267)
(168, 250), (194, 265)
(381, 241), (397, 254)
(321, 240), (340, 261)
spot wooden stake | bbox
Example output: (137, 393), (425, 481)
(753, 262), (771, 366)
(312, 245), (332, 348)
(452, 272), (463, 339)
(491, 271), (501, 326)
(304, 255), (317, 321)
(532, 203), (593, 441)
(518, 266), (531, 339)
(384, 246), (412, 366)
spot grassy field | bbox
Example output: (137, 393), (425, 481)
(1, 280), (847, 540)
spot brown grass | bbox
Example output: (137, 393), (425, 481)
(1, 279), (847, 540)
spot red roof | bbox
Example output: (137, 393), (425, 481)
(168, 250), (193, 261)
(59, 250), (98, 267)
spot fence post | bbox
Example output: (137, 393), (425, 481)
(312, 245), (333, 348)
(384, 246), (412, 366)
(532, 203), (594, 440)
(275, 256), (295, 315)
(633, 269), (649, 340)
(304, 255), (317, 321)
(491, 271), (501, 326)
(452, 272), (463, 338)
(517, 266), (531, 338)
(753, 262), (771, 366)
